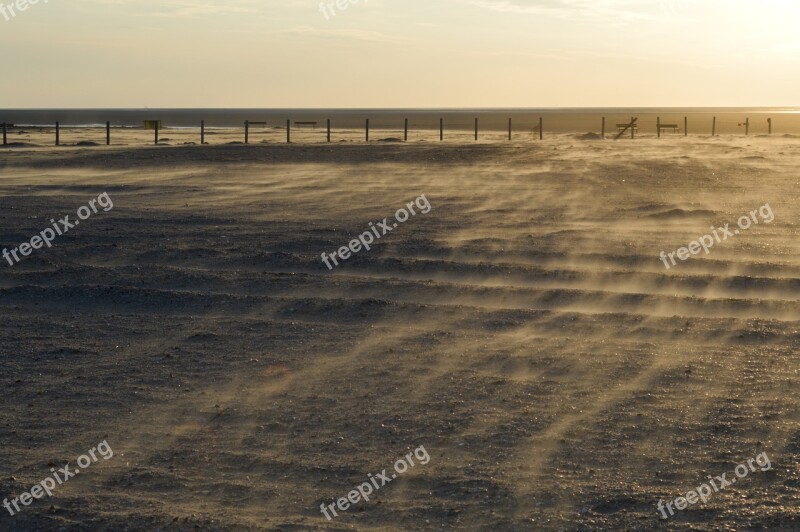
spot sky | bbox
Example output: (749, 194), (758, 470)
(1, 0), (799, 108)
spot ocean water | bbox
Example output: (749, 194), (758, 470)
(1, 108), (799, 135)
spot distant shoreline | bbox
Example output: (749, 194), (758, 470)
(1, 109), (797, 134)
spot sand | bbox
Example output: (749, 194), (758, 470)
(0, 136), (799, 530)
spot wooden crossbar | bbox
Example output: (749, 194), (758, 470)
(615, 117), (638, 140)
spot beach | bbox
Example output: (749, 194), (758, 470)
(2, 108), (799, 145)
(0, 136), (799, 530)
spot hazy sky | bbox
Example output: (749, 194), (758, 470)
(2, 0), (799, 107)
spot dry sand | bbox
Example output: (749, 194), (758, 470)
(0, 135), (799, 531)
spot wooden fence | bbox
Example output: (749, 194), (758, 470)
(0, 116), (777, 146)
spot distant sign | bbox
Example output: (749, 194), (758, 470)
(143, 120), (162, 130)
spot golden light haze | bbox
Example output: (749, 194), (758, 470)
(2, 0), (799, 107)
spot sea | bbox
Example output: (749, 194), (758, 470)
(1, 108), (799, 135)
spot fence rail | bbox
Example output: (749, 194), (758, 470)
(0, 116), (779, 147)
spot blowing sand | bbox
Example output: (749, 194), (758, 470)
(0, 136), (799, 530)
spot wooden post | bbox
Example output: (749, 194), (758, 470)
(2, 122), (7, 145)
(440, 118), (443, 141)
(712, 116), (716, 136)
(154, 122), (158, 145)
(201, 120), (205, 144)
(601, 117), (605, 140)
(539, 117), (543, 140)
(768, 118), (772, 135)
(657, 116), (661, 138)
(684, 116), (688, 137)
(56, 121), (60, 146)
(474, 117), (478, 141)
(745, 117), (750, 136)
(287, 120), (291, 143)
(614, 117), (638, 140)
(404, 118), (408, 142)
(366, 119), (369, 142)
(245, 120), (249, 144)
(631, 116), (635, 139)
(327, 119), (331, 142)
(508, 118), (512, 141)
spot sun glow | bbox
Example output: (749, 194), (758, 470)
(0, 0), (797, 107)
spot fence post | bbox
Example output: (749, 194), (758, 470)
(440, 118), (443, 141)
(745, 118), (750, 135)
(474, 118), (478, 141)
(684, 116), (688, 137)
(245, 120), (249, 144)
(154, 122), (158, 145)
(404, 118), (408, 142)
(327, 119), (331, 142)
(657, 116), (661, 138)
(539, 117), (543, 140)
(2, 122), (7, 145)
(712, 116), (716, 136)
(287, 120), (291, 143)
(768, 118), (772, 135)
(601, 117), (605, 140)
(56, 121), (60, 146)
(201, 120), (205, 144)
(508, 118), (512, 141)
(366, 119), (369, 142)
